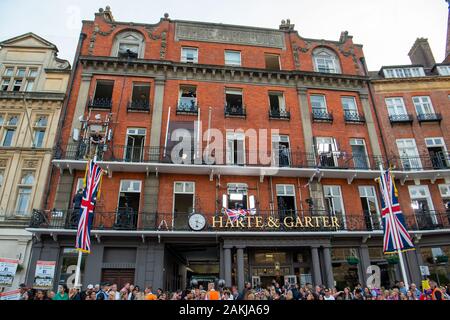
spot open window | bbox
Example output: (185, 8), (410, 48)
(178, 85), (198, 114)
(225, 183), (248, 210)
(116, 180), (141, 230)
(425, 137), (449, 169)
(264, 54), (281, 70)
(125, 128), (146, 162)
(272, 135), (291, 167)
(113, 31), (145, 59)
(315, 137), (339, 167)
(173, 182), (195, 230)
(90, 80), (114, 108)
(276, 184), (296, 218)
(226, 132), (245, 166)
(225, 88), (244, 116)
(130, 83), (150, 111)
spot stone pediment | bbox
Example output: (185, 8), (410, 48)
(0, 32), (57, 50)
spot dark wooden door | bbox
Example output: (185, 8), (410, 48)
(101, 269), (135, 288)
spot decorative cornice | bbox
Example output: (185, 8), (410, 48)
(79, 56), (368, 90)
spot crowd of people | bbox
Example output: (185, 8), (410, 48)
(17, 279), (450, 301)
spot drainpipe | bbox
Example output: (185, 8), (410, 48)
(360, 57), (389, 158)
(42, 32), (87, 210)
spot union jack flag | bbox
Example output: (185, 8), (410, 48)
(377, 169), (415, 254)
(76, 160), (103, 253)
(224, 208), (248, 222)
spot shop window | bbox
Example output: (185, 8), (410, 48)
(58, 248), (87, 287)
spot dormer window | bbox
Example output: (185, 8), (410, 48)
(383, 67), (425, 78)
(112, 31), (145, 59)
(313, 47), (341, 74)
(437, 65), (450, 76)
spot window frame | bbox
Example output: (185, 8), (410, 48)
(181, 47), (199, 63)
(224, 50), (242, 66)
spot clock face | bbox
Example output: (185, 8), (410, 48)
(189, 213), (206, 231)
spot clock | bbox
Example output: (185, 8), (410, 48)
(188, 213), (206, 231)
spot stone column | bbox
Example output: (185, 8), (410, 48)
(296, 86), (315, 166)
(236, 247), (245, 291)
(70, 74), (92, 140)
(359, 92), (382, 161)
(149, 78), (166, 161)
(311, 246), (322, 286)
(224, 247), (232, 287)
(359, 245), (371, 286)
(322, 246), (334, 289)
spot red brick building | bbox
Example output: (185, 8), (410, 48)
(26, 6), (450, 291)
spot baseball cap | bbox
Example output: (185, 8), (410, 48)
(87, 284), (94, 290)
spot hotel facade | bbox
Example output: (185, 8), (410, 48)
(0, 33), (70, 289)
(25, 6), (450, 291)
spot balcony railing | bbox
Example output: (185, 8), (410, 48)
(389, 152), (450, 171)
(269, 109), (291, 120)
(225, 104), (246, 117)
(176, 103), (199, 115)
(28, 209), (450, 233)
(54, 142), (450, 172)
(389, 114), (414, 124)
(344, 111), (366, 123)
(88, 97), (112, 109)
(127, 100), (150, 112)
(312, 110), (333, 122)
(417, 113), (442, 123)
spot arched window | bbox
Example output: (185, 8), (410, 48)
(312, 47), (341, 74)
(112, 31), (145, 59)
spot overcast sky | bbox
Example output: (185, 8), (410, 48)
(0, 0), (448, 70)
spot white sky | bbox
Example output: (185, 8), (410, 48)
(0, 0), (448, 70)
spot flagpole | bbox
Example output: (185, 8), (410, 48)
(74, 250), (83, 289)
(378, 164), (409, 288)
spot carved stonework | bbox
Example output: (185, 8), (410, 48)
(145, 27), (169, 59)
(23, 159), (39, 169)
(88, 23), (117, 55)
(175, 22), (285, 49)
(0, 158), (8, 168)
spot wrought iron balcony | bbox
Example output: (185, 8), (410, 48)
(312, 110), (333, 122)
(417, 113), (442, 123)
(225, 104), (246, 117)
(176, 103), (199, 115)
(389, 152), (450, 171)
(88, 97), (112, 109)
(344, 111), (366, 123)
(127, 100), (150, 112)
(389, 114), (414, 124)
(269, 109), (291, 120)
(28, 209), (450, 233)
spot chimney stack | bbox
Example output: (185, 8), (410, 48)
(408, 38), (436, 68)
